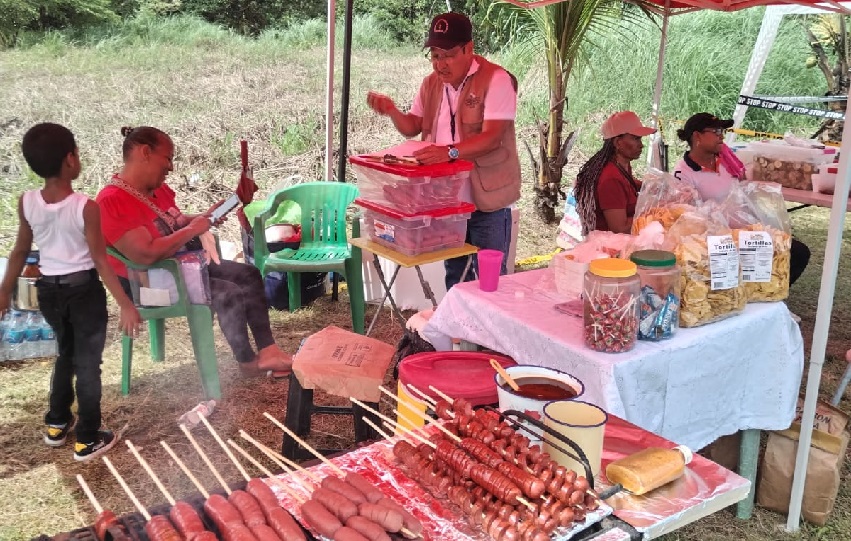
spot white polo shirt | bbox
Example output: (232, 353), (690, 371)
(410, 59), (517, 204)
(673, 153), (740, 203)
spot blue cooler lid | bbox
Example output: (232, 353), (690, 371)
(398, 351), (516, 407)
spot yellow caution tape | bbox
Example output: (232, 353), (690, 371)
(516, 248), (562, 268)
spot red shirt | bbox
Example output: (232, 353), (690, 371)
(594, 161), (638, 232)
(97, 181), (180, 277)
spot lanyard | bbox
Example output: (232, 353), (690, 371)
(445, 86), (457, 143)
(444, 75), (472, 143)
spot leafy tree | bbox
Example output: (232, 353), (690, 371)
(486, 1), (653, 223)
(0, 0), (117, 46)
(802, 14), (848, 142)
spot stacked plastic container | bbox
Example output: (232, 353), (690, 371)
(349, 154), (476, 257)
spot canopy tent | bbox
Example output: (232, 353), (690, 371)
(322, 1), (849, 529)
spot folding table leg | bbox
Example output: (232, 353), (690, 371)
(736, 429), (760, 519)
(414, 265), (437, 309)
(367, 256), (406, 335)
(458, 254), (474, 283)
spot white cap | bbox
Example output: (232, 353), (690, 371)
(674, 445), (693, 465)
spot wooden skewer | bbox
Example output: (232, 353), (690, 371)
(76, 474), (103, 514)
(362, 416), (393, 441)
(378, 385), (461, 442)
(378, 419), (414, 445)
(390, 405), (461, 444)
(405, 384), (437, 407)
(428, 385), (454, 404)
(160, 441), (209, 499)
(490, 358), (520, 391)
(126, 440), (176, 505)
(384, 419), (435, 449)
(262, 412), (345, 477)
(348, 398), (404, 435)
(102, 457), (151, 521)
(180, 423), (231, 495)
(226, 439), (307, 504)
(197, 415), (251, 482)
(238, 430), (317, 487)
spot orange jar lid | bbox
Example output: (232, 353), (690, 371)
(589, 258), (637, 278)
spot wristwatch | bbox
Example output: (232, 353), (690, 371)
(448, 145), (460, 162)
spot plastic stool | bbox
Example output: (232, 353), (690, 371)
(282, 373), (380, 460)
(830, 349), (851, 406)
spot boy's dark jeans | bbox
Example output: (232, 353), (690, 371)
(37, 277), (108, 444)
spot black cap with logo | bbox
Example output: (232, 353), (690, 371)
(677, 112), (734, 142)
(424, 12), (473, 50)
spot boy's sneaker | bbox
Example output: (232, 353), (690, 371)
(44, 415), (76, 447)
(74, 430), (117, 462)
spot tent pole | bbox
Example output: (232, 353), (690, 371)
(336, 0), (354, 183)
(325, 0), (336, 181)
(647, 4), (669, 169)
(726, 6), (786, 145)
(786, 83), (851, 532)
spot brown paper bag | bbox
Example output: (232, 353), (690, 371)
(793, 395), (849, 436)
(293, 326), (395, 403)
(757, 422), (850, 525)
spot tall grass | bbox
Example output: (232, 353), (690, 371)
(513, 8), (827, 162)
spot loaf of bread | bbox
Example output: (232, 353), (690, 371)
(605, 445), (693, 495)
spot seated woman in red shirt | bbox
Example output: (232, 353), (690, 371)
(97, 126), (292, 378)
(574, 111), (656, 234)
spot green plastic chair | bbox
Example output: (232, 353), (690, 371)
(253, 182), (365, 334)
(107, 247), (221, 399)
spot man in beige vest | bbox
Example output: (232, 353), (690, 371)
(366, 12), (521, 289)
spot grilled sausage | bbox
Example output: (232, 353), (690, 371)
(250, 523), (282, 541)
(230, 490), (267, 527)
(312, 487), (358, 522)
(144, 515), (182, 541)
(267, 507), (307, 541)
(301, 499), (343, 538)
(221, 522), (259, 541)
(322, 476), (367, 505)
(169, 501), (206, 539)
(375, 497), (422, 537)
(204, 494), (244, 529)
(246, 478), (281, 515)
(357, 502), (403, 533)
(344, 515), (391, 541)
(344, 472), (384, 504)
(332, 526), (370, 541)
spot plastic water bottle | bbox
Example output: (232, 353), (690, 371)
(24, 312), (42, 359)
(0, 311), (10, 362)
(6, 312), (26, 361)
(40, 316), (57, 357)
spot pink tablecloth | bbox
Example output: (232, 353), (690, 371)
(422, 268), (805, 451)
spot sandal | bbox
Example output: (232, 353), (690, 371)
(238, 360), (291, 379)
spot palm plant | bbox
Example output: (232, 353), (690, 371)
(802, 14), (848, 142)
(486, 0), (655, 223)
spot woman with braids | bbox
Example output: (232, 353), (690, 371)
(574, 111), (656, 234)
(96, 127), (294, 378)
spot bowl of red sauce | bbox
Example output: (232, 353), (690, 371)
(495, 366), (584, 442)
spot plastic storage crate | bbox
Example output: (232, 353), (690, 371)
(349, 154), (473, 214)
(357, 198), (474, 257)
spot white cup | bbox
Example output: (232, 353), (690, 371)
(543, 400), (608, 477)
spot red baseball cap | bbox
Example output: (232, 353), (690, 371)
(600, 111), (657, 140)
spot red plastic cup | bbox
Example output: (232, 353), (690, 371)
(477, 249), (504, 292)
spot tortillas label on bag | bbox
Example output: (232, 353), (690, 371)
(707, 234), (739, 290)
(738, 230), (774, 283)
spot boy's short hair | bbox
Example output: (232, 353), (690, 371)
(22, 123), (77, 179)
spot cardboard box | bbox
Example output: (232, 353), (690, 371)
(293, 326), (395, 403)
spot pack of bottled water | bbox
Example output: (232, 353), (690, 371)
(0, 310), (58, 361)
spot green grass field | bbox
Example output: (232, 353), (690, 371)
(0, 9), (850, 541)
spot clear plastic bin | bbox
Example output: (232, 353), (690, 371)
(745, 142), (835, 191)
(350, 155), (473, 214)
(357, 199), (474, 257)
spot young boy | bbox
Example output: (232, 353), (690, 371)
(0, 123), (141, 461)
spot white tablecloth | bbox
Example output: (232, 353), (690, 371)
(423, 268), (805, 450)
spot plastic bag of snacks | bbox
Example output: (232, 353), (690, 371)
(632, 169), (701, 235)
(734, 182), (792, 302)
(664, 208), (746, 327)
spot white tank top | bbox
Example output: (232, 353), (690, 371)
(22, 190), (94, 276)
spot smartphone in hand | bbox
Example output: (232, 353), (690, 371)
(210, 194), (241, 223)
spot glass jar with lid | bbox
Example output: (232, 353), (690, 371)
(630, 250), (680, 341)
(583, 259), (640, 353)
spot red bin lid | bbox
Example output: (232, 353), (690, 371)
(350, 154), (474, 176)
(398, 351), (517, 407)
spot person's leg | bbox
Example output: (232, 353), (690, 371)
(37, 284), (75, 428)
(67, 280), (108, 444)
(208, 269), (255, 364)
(444, 208), (512, 290)
(208, 260), (275, 355)
(789, 237), (811, 286)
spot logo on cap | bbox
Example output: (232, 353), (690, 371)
(433, 18), (450, 33)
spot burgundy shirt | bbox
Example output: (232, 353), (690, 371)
(595, 161), (639, 232)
